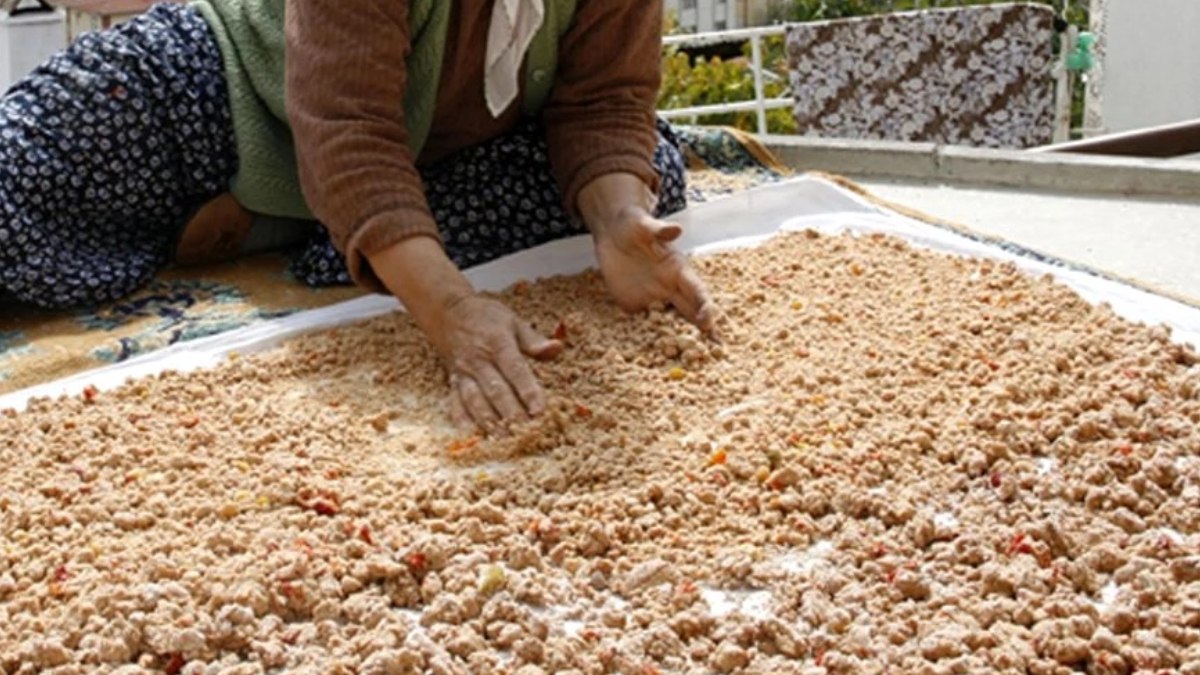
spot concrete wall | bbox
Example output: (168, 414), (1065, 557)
(1093, 0), (1200, 133)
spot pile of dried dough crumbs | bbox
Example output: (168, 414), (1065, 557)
(2, 230), (1200, 675)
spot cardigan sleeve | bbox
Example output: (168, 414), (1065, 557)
(285, 0), (441, 292)
(542, 0), (664, 217)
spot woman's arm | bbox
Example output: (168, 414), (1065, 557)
(542, 0), (663, 215)
(285, 0), (438, 290)
(543, 0), (714, 334)
(286, 0), (560, 430)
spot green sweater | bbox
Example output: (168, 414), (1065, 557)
(191, 0), (576, 220)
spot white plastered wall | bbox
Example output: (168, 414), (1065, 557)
(1086, 0), (1200, 134)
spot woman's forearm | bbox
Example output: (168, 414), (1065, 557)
(366, 237), (474, 342)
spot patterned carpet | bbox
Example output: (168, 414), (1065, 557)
(0, 127), (788, 394)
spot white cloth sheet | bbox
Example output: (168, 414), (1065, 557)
(3, 176), (1197, 411)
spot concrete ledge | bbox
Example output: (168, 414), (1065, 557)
(761, 135), (1200, 199)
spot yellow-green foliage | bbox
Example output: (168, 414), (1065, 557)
(657, 29), (796, 133)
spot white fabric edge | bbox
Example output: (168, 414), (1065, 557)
(3, 175), (1196, 411)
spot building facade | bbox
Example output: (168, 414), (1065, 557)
(665, 0), (773, 33)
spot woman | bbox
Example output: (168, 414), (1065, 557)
(0, 0), (713, 429)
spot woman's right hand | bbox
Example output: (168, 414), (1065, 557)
(432, 294), (562, 430)
(367, 236), (561, 432)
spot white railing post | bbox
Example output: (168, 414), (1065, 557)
(750, 33), (768, 135)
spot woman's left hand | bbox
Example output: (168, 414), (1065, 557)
(591, 205), (715, 335)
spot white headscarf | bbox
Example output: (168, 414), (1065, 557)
(485, 0), (545, 118)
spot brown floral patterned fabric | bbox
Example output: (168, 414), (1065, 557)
(786, 3), (1056, 149)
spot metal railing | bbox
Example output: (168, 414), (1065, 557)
(660, 26), (791, 136)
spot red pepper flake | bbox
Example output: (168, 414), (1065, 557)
(553, 320), (568, 340)
(163, 653), (185, 675)
(404, 552), (428, 576)
(53, 565), (69, 583)
(814, 649), (827, 667)
(81, 385), (99, 403)
(324, 467), (342, 480)
(990, 472), (1003, 488)
(870, 541), (888, 558)
(1115, 444), (1133, 456)
(580, 628), (602, 642)
(446, 436), (481, 455)
(293, 539), (315, 557)
(885, 568), (899, 584)
(677, 580), (698, 595)
(279, 581), (305, 601)
(180, 415), (200, 429)
(296, 488), (341, 517)
(1007, 533), (1034, 556)
(358, 525), (374, 546)
(707, 448), (728, 467)
(574, 404), (593, 419)
(1157, 534), (1175, 550)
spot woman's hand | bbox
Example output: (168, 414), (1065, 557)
(592, 207), (714, 333)
(367, 237), (560, 431)
(433, 294), (562, 430)
(579, 173), (715, 335)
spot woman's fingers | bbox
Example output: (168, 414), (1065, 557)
(669, 264), (717, 336)
(495, 343), (547, 416)
(516, 322), (564, 361)
(448, 378), (471, 428)
(650, 219), (684, 244)
(455, 374), (499, 430)
(472, 362), (527, 423)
